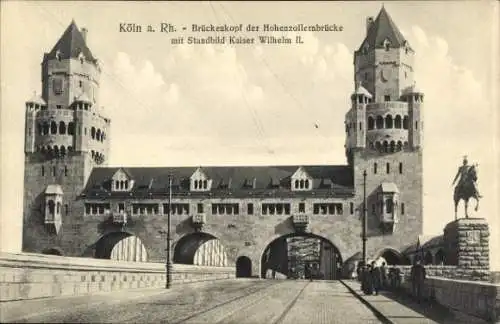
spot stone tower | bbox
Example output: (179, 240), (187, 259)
(345, 7), (424, 250)
(23, 21), (110, 253)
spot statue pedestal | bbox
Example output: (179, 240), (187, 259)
(443, 218), (490, 281)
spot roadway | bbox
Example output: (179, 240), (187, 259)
(2, 279), (384, 323)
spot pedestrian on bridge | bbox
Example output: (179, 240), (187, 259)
(370, 261), (382, 295)
(410, 259), (426, 303)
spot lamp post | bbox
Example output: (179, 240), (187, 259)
(362, 170), (367, 265)
(166, 174), (172, 289)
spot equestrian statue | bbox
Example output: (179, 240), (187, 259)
(452, 156), (482, 220)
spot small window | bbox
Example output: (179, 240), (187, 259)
(386, 163), (390, 174)
(374, 163), (378, 174)
(52, 166), (56, 176)
(41, 166), (45, 176)
(401, 203), (405, 215)
(247, 203), (254, 215)
(118, 203), (125, 212)
(299, 203), (305, 213)
(64, 204), (69, 215)
(197, 203), (203, 213)
(350, 202), (354, 215)
(399, 162), (403, 174)
(79, 81), (83, 88)
(56, 105), (62, 109)
(64, 166), (68, 176)
(384, 95), (391, 102)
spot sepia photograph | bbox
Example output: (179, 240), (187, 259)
(0, 1), (499, 323)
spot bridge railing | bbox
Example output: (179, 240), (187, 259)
(0, 252), (235, 302)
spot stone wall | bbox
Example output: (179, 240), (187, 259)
(395, 273), (500, 323)
(0, 252), (235, 302)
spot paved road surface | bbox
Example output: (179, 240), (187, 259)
(1, 279), (383, 323)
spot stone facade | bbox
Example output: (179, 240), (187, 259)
(22, 8), (424, 278)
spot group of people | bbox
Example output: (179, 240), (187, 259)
(356, 259), (427, 303)
(357, 261), (389, 295)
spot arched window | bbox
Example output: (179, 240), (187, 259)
(43, 122), (49, 135)
(399, 162), (403, 174)
(91, 127), (96, 139)
(60, 146), (66, 157)
(376, 116), (384, 129)
(96, 129), (101, 141)
(116, 180), (120, 190)
(385, 115), (393, 129)
(194, 180), (198, 189)
(385, 199), (393, 213)
(300, 179), (304, 189)
(375, 142), (382, 152)
(390, 141), (396, 152)
(369, 142), (374, 149)
(47, 146), (53, 157)
(68, 146), (73, 152)
(397, 141), (403, 151)
(368, 116), (374, 130)
(54, 145), (59, 157)
(373, 162), (378, 174)
(386, 162), (390, 174)
(56, 202), (61, 214)
(305, 179), (309, 189)
(404, 141), (409, 150)
(394, 115), (402, 129)
(203, 180), (207, 189)
(59, 121), (66, 134)
(48, 200), (55, 215)
(295, 180), (299, 189)
(383, 141), (389, 153)
(68, 122), (75, 135)
(403, 116), (409, 130)
(50, 121), (57, 134)
(101, 132), (105, 142)
(124, 180), (129, 189)
(91, 150), (95, 158)
(415, 121), (419, 130)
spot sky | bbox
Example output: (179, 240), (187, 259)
(1, 1), (499, 269)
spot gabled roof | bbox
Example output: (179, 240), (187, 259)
(358, 7), (407, 51)
(82, 165), (354, 198)
(44, 20), (96, 63)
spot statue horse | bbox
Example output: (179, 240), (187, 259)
(453, 165), (480, 220)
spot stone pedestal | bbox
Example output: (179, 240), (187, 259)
(443, 218), (490, 281)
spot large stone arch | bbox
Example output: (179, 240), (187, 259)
(94, 231), (148, 262)
(374, 247), (404, 265)
(259, 232), (343, 280)
(173, 232), (228, 267)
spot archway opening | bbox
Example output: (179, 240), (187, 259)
(94, 232), (148, 262)
(378, 248), (403, 265)
(260, 233), (342, 280)
(435, 249), (445, 265)
(42, 248), (63, 256)
(173, 232), (228, 267)
(236, 256), (252, 278)
(424, 251), (434, 265)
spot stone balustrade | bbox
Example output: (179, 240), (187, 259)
(0, 252), (235, 302)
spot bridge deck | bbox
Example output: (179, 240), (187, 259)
(1, 279), (479, 324)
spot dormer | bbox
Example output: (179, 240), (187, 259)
(243, 178), (257, 189)
(291, 167), (313, 191)
(190, 167), (211, 191)
(78, 52), (86, 64)
(111, 168), (134, 192)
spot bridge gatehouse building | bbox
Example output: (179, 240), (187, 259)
(22, 7), (424, 279)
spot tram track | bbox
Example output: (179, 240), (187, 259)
(173, 280), (285, 324)
(178, 280), (311, 324)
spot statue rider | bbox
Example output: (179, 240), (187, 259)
(452, 156), (482, 198)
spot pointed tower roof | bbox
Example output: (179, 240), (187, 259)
(27, 91), (46, 106)
(358, 7), (407, 51)
(45, 21), (96, 62)
(353, 82), (373, 98)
